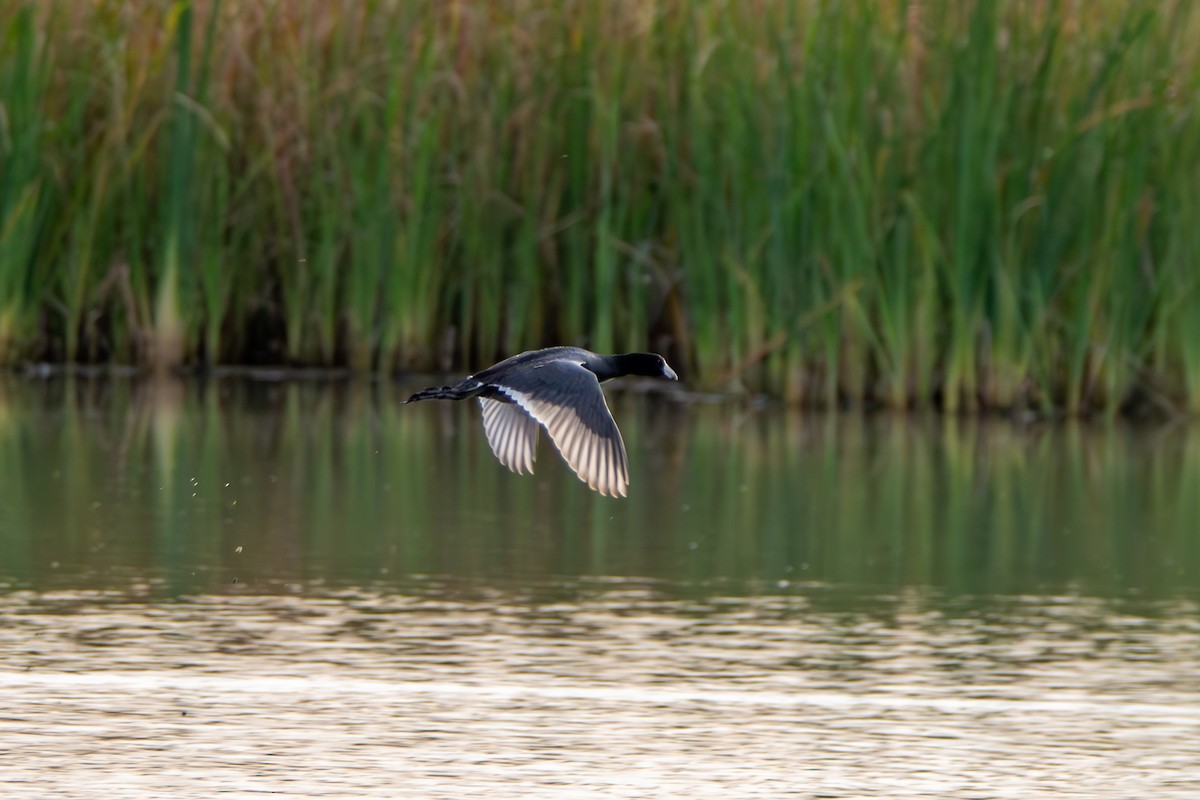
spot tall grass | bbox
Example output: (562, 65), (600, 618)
(0, 4), (48, 364)
(1, 0), (1198, 414)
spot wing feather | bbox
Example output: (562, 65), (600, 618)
(478, 397), (539, 476)
(494, 361), (629, 498)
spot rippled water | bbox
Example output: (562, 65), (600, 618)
(1, 377), (1198, 798)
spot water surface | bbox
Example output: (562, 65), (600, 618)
(0, 377), (1197, 798)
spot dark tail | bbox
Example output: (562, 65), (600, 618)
(404, 385), (470, 404)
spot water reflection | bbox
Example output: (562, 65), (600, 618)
(2, 377), (1200, 797)
(1, 586), (1198, 798)
(0, 376), (1197, 598)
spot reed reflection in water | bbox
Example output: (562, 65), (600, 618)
(0, 377), (1198, 798)
(0, 376), (1196, 596)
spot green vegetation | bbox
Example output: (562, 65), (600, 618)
(1, 0), (1198, 414)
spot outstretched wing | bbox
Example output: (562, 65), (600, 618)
(493, 360), (629, 498)
(478, 397), (539, 475)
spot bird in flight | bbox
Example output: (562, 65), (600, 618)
(405, 347), (678, 497)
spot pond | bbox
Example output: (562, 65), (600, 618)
(1, 377), (1198, 798)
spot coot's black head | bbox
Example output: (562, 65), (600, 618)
(604, 352), (678, 381)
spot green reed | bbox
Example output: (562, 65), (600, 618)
(0, 4), (47, 364)
(1, 0), (1198, 414)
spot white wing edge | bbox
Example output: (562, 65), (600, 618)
(478, 397), (539, 475)
(499, 386), (629, 498)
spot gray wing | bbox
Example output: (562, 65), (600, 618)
(478, 397), (539, 475)
(494, 360), (630, 498)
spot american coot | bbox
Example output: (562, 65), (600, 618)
(405, 347), (678, 497)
